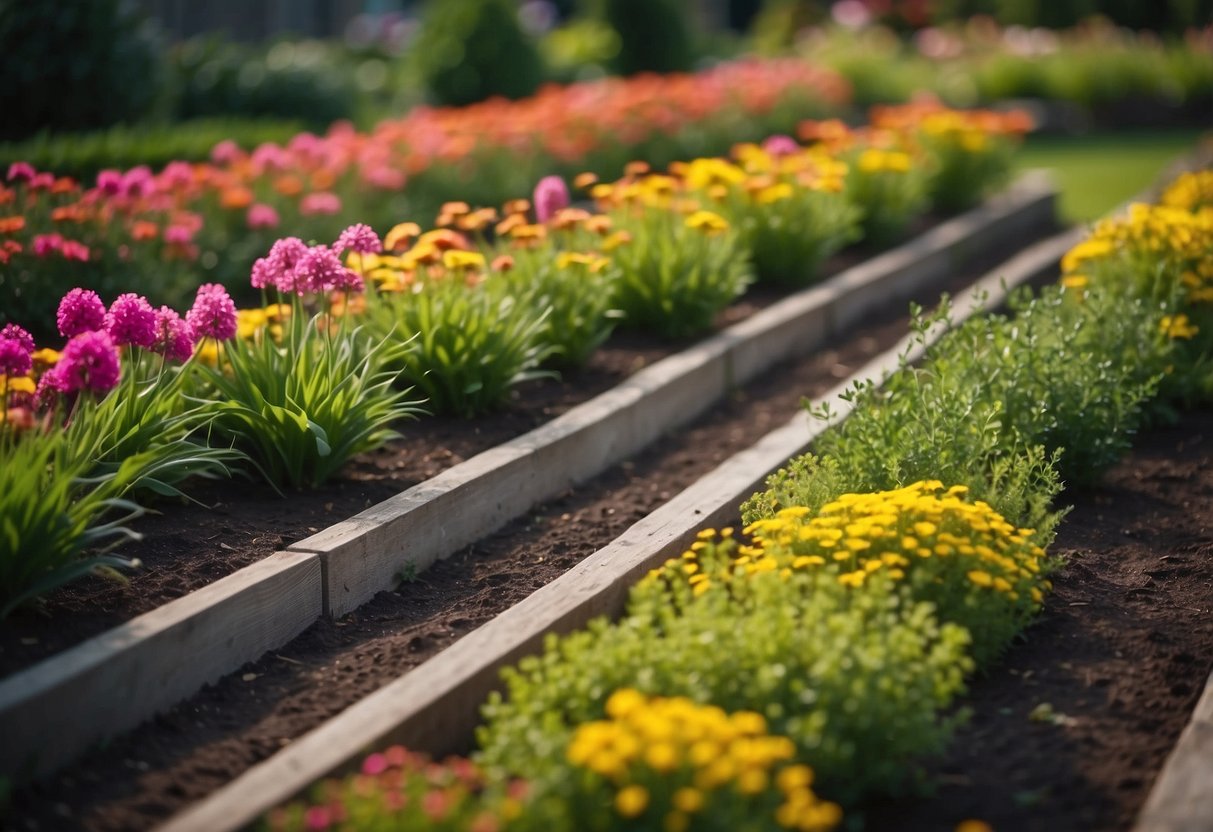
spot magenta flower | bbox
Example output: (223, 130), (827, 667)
(96, 169), (123, 196)
(187, 284), (238, 342)
(59, 240), (90, 262)
(300, 192), (342, 216)
(294, 245), (360, 294)
(152, 306), (195, 363)
(333, 223), (382, 256)
(52, 330), (121, 394)
(120, 166), (155, 199)
(246, 203), (280, 230)
(251, 236), (309, 292)
(0, 323), (34, 354)
(210, 140), (244, 166)
(534, 175), (570, 223)
(6, 162), (35, 183)
(0, 337), (32, 377)
(762, 134), (801, 157)
(160, 161), (194, 190)
(32, 233), (64, 257)
(30, 173), (55, 191)
(250, 142), (288, 173)
(164, 225), (194, 246)
(105, 293), (158, 348)
(57, 288), (108, 338)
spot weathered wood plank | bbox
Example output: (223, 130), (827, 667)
(1135, 672), (1213, 832)
(0, 552), (321, 782)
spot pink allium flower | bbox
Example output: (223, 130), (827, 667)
(187, 284), (238, 342)
(294, 244), (360, 295)
(57, 288), (107, 338)
(762, 134), (801, 157)
(210, 139), (244, 166)
(333, 223), (382, 256)
(52, 330), (121, 394)
(105, 293), (158, 348)
(251, 236), (309, 292)
(96, 169), (123, 196)
(152, 306), (195, 363)
(160, 161), (195, 190)
(533, 175), (570, 223)
(120, 166), (155, 199)
(0, 323), (34, 354)
(6, 162), (35, 183)
(59, 240), (90, 262)
(0, 336), (32, 377)
(246, 203), (280, 230)
(32, 233), (64, 257)
(300, 192), (342, 216)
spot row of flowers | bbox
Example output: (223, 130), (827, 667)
(261, 168), (1213, 831)
(0, 103), (1027, 619)
(0, 56), (852, 335)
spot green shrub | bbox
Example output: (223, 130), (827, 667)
(413, 0), (546, 107)
(601, 0), (695, 76)
(0, 0), (161, 140)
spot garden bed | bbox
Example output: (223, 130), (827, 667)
(0, 178), (1059, 788)
(0, 212), (1071, 831)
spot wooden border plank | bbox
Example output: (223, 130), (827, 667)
(0, 551), (321, 782)
(1134, 673), (1213, 832)
(160, 228), (1079, 832)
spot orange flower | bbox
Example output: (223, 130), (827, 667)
(0, 215), (25, 234)
(274, 175), (304, 197)
(220, 187), (254, 210)
(384, 221), (422, 252)
(131, 221), (158, 242)
(573, 172), (598, 189)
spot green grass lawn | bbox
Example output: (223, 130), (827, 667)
(1014, 129), (1208, 224)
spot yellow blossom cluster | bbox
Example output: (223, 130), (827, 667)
(1060, 198), (1213, 315)
(1161, 169), (1213, 212)
(566, 689), (843, 832)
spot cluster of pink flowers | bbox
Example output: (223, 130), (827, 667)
(0, 323), (33, 378)
(251, 224), (379, 297)
(186, 284), (238, 342)
(30, 233), (89, 262)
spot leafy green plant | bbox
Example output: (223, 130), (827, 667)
(607, 206), (753, 340)
(366, 270), (554, 418)
(478, 555), (971, 805)
(198, 302), (422, 490)
(844, 147), (930, 247)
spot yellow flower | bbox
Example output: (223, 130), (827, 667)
(1160, 314), (1199, 340)
(615, 784), (649, 818)
(442, 249), (486, 271)
(684, 210), (730, 234)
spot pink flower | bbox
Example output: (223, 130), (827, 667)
(105, 293), (158, 348)
(302, 806), (331, 831)
(6, 162), (35, 184)
(120, 166), (155, 199)
(251, 237), (308, 292)
(363, 166), (406, 190)
(52, 330), (121, 394)
(0, 323), (34, 354)
(96, 169), (123, 196)
(32, 233), (64, 257)
(160, 161), (195, 190)
(59, 240), (90, 262)
(361, 753), (388, 776)
(164, 225), (194, 246)
(211, 140), (244, 166)
(152, 306), (195, 363)
(294, 245), (361, 295)
(187, 284), (238, 342)
(761, 134), (801, 157)
(300, 192), (342, 216)
(533, 175), (570, 223)
(0, 336), (32, 377)
(57, 288), (108, 338)
(246, 203), (280, 230)
(250, 143), (288, 173)
(333, 223), (382, 256)
(30, 172), (55, 191)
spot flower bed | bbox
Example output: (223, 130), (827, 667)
(172, 169), (1213, 832)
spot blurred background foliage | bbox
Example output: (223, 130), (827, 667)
(0, 0), (1209, 174)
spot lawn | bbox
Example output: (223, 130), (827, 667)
(1015, 128), (1208, 224)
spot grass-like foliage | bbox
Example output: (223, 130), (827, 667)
(608, 206), (752, 339)
(199, 303), (422, 489)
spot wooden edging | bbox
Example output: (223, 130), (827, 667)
(1135, 672), (1213, 832)
(294, 174), (1059, 618)
(0, 176), (1055, 786)
(160, 225), (1085, 832)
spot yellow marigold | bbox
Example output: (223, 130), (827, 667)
(1161, 314), (1199, 339)
(442, 249), (486, 271)
(615, 785), (649, 818)
(684, 210), (730, 234)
